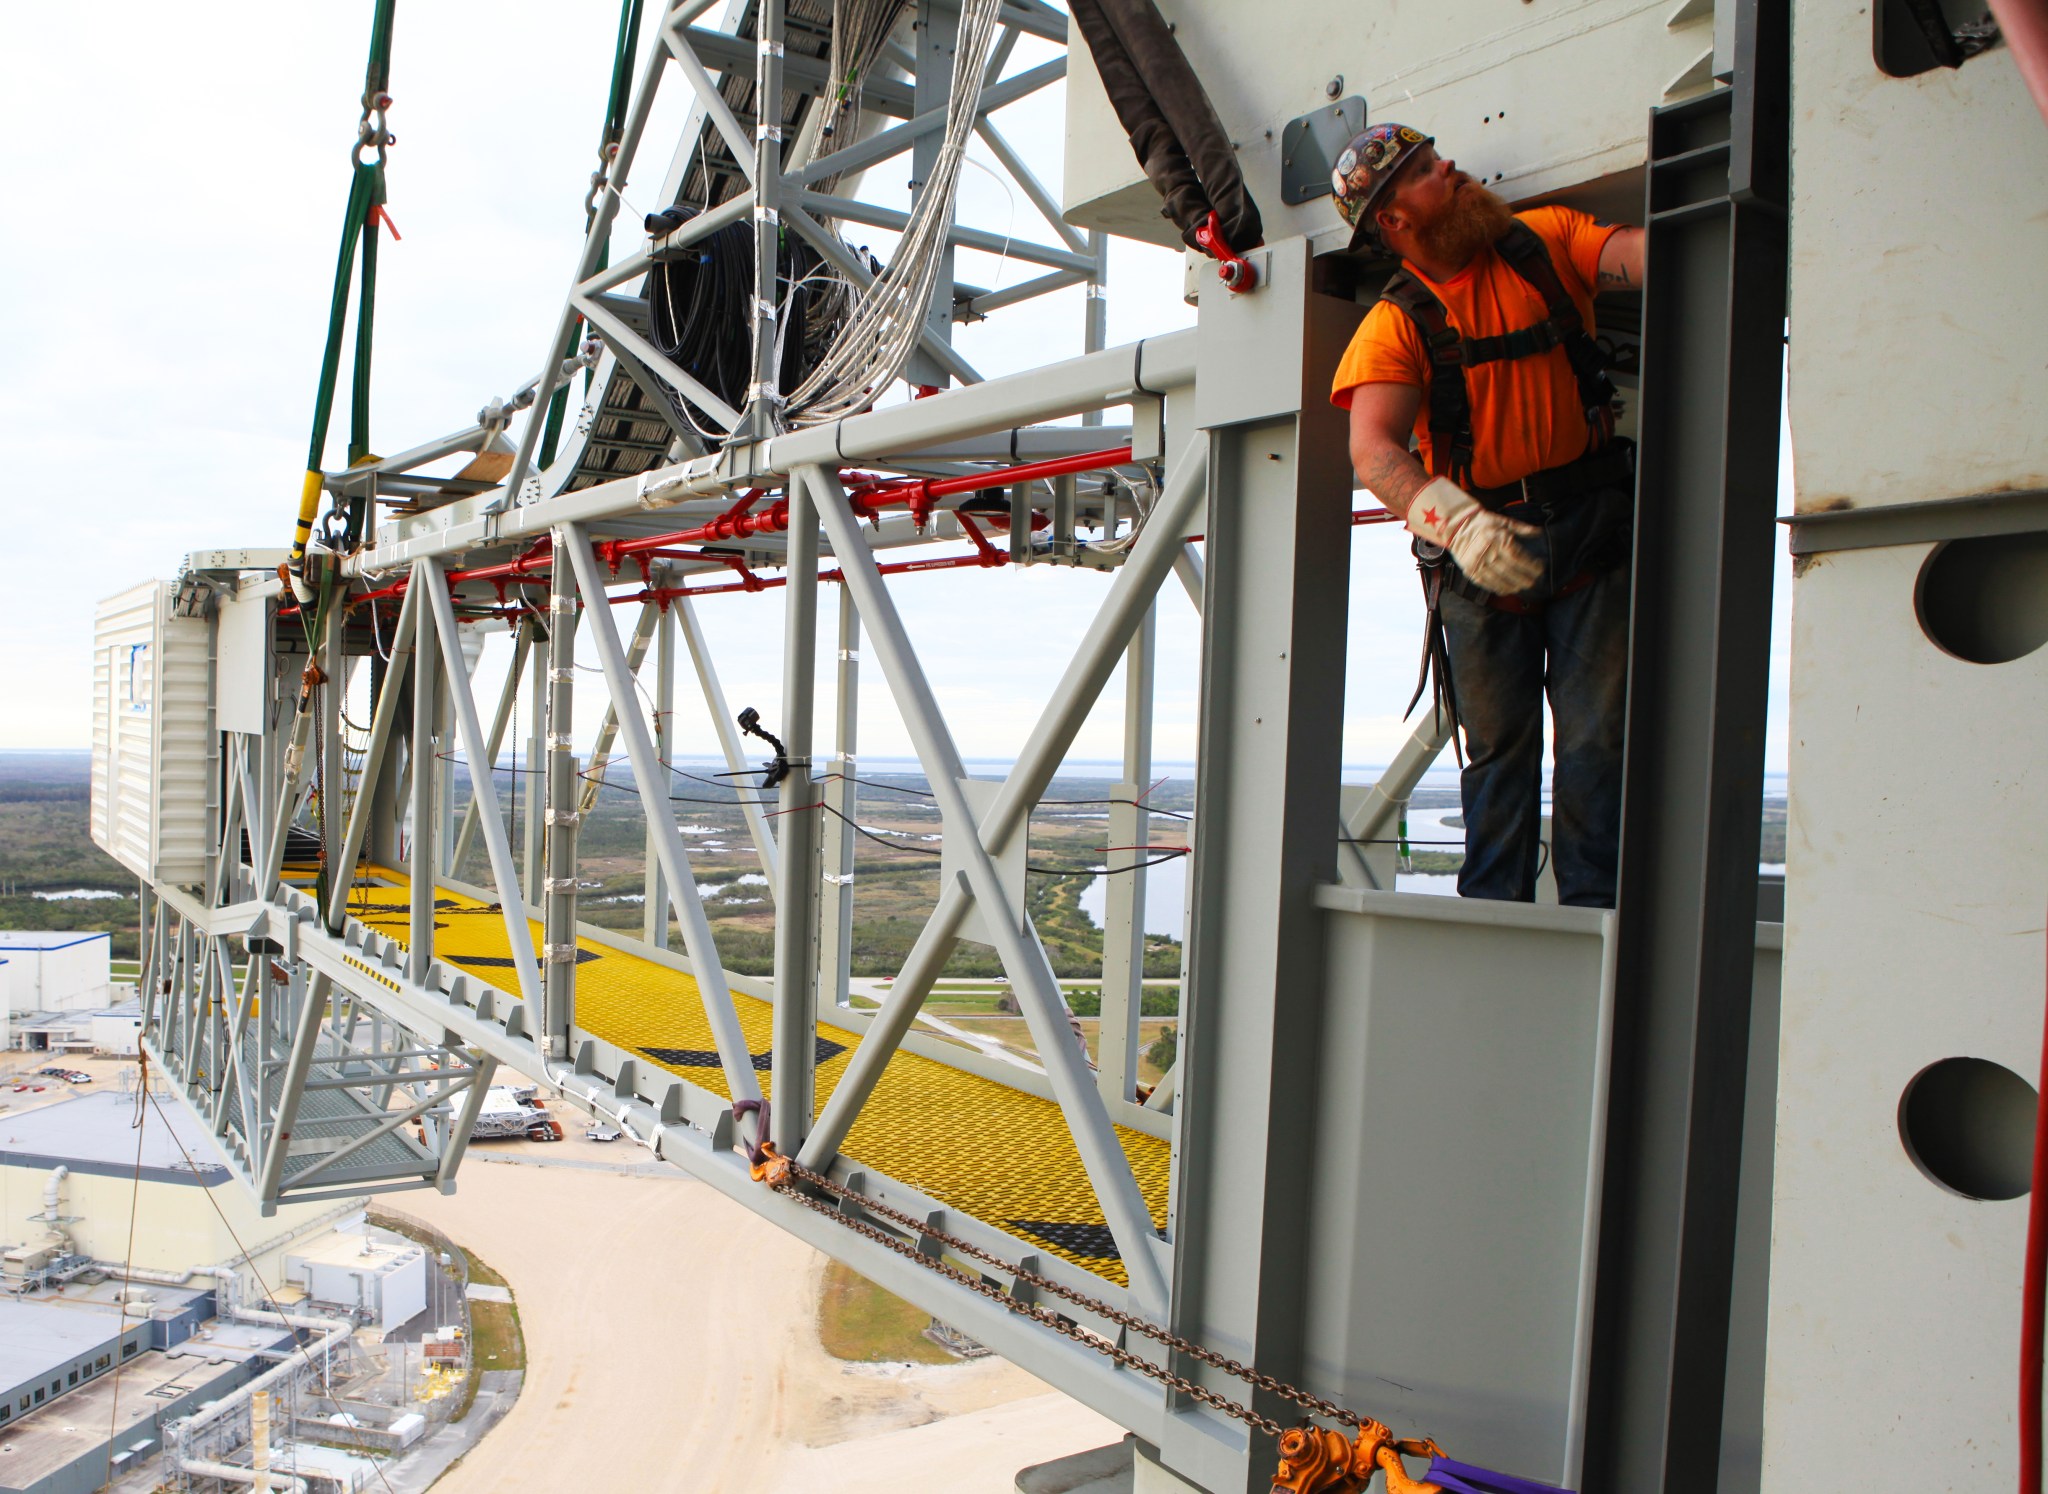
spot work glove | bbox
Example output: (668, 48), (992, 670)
(1404, 476), (1544, 596)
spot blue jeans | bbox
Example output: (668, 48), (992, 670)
(1438, 485), (1632, 908)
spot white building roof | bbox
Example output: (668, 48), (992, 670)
(0, 931), (114, 951)
(0, 1091), (230, 1186)
(0, 1299), (126, 1386)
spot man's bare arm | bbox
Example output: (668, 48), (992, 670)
(1596, 226), (1646, 292)
(1349, 381), (1431, 516)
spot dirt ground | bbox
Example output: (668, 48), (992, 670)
(401, 1152), (1121, 1493)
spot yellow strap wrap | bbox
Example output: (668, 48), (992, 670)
(286, 470), (325, 603)
(288, 470), (324, 570)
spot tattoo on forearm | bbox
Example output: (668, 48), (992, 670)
(1359, 446), (1430, 512)
(1598, 262), (1634, 289)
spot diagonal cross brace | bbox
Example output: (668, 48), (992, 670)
(799, 440), (1208, 1181)
(797, 456), (1204, 1313)
(419, 559), (545, 1008)
(558, 522), (765, 1115)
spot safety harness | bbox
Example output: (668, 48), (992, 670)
(1383, 220), (1630, 748)
(1381, 219), (1617, 490)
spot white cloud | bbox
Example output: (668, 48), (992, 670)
(0, 5), (1790, 778)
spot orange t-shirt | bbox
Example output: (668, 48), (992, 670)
(1330, 207), (1620, 491)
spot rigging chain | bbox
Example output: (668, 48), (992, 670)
(762, 1153), (1380, 1442)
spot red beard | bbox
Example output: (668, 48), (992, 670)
(1414, 181), (1518, 269)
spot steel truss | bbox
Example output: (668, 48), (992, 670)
(129, 5), (1703, 1492)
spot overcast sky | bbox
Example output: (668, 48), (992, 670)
(0, 2), (1791, 775)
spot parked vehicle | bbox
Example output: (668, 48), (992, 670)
(37, 1067), (91, 1083)
(586, 1124), (622, 1143)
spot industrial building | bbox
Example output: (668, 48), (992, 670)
(0, 1092), (364, 1304)
(85, 0), (2048, 1488)
(0, 935), (111, 1016)
(0, 1292), (307, 1494)
(0, 1299), (150, 1430)
(281, 1229), (429, 1333)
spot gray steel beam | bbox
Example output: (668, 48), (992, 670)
(740, 0), (787, 438)
(797, 440), (1208, 1173)
(544, 552), (582, 1056)
(523, 629), (545, 902)
(1096, 603), (1154, 1107)
(1580, 3), (1790, 1489)
(817, 597), (860, 1008)
(973, 117), (1091, 255)
(559, 524), (765, 1114)
(1160, 240), (1360, 1493)
(660, 22), (759, 186)
(318, 605), (345, 903)
(407, 585), (439, 983)
(905, 0), (963, 392)
(421, 561), (544, 1008)
(674, 24), (916, 115)
(360, 333), (1200, 575)
(770, 479), (822, 1156)
(801, 461), (1172, 1315)
(793, 189), (1097, 275)
(644, 599), (677, 949)
(451, 620), (534, 877)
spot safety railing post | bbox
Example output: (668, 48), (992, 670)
(771, 479), (821, 1157)
(644, 596), (676, 949)
(817, 596), (860, 1009)
(1096, 602), (1155, 1109)
(407, 571), (439, 984)
(544, 539), (582, 1057)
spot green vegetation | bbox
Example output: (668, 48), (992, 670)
(459, 1250), (525, 1377)
(0, 757), (141, 957)
(1062, 986), (1180, 1017)
(1146, 1027), (1179, 1072)
(816, 1259), (956, 1364)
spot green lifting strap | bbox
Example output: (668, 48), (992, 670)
(289, 0), (400, 611)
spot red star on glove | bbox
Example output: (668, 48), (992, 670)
(1421, 506), (1441, 528)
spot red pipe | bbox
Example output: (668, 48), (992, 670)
(2023, 900), (2048, 1494)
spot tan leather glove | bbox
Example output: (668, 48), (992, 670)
(1403, 476), (1543, 596)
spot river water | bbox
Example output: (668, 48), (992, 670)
(1076, 799), (1787, 936)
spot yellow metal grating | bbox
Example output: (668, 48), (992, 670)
(343, 870), (1169, 1282)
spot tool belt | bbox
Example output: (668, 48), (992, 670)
(1444, 438), (1636, 612)
(1468, 438), (1636, 517)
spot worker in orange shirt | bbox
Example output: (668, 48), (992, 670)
(1329, 124), (1646, 908)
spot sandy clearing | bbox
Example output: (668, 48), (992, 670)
(401, 1156), (1119, 1493)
